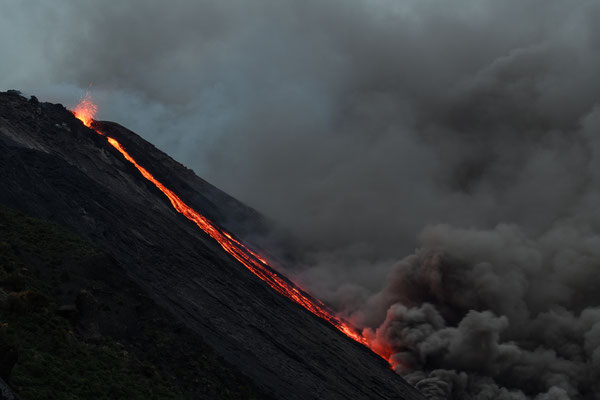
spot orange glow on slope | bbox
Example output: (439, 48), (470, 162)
(71, 97), (395, 366)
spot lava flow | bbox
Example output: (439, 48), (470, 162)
(72, 93), (393, 365)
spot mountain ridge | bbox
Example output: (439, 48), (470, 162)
(0, 90), (425, 400)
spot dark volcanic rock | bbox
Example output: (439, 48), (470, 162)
(0, 91), (425, 400)
(0, 342), (17, 383)
(0, 377), (18, 400)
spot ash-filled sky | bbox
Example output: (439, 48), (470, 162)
(2, 1), (600, 398)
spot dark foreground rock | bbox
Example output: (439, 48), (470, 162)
(0, 91), (425, 400)
(0, 377), (18, 400)
(0, 203), (269, 399)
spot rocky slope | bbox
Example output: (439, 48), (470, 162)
(0, 203), (269, 399)
(0, 91), (425, 400)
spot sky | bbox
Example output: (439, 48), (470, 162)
(2, 1), (600, 398)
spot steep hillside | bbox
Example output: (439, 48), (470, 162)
(0, 203), (269, 399)
(0, 91), (425, 400)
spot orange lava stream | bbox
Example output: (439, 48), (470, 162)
(72, 95), (393, 365)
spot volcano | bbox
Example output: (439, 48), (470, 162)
(0, 90), (424, 399)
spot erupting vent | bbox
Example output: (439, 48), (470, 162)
(72, 93), (393, 366)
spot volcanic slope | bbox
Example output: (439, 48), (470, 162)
(0, 91), (425, 400)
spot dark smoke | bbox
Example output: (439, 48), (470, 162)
(358, 223), (600, 398)
(2, 0), (600, 398)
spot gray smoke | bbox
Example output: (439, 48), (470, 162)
(2, 0), (600, 398)
(358, 223), (600, 398)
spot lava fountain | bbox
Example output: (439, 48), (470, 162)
(71, 93), (395, 366)
(72, 92), (97, 128)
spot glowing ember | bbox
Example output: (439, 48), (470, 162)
(72, 91), (97, 128)
(72, 96), (394, 366)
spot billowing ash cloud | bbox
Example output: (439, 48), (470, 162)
(2, 0), (600, 398)
(359, 222), (600, 398)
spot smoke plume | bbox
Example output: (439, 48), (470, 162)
(2, 0), (600, 397)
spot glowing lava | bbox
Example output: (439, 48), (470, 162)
(71, 95), (394, 366)
(72, 91), (97, 128)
